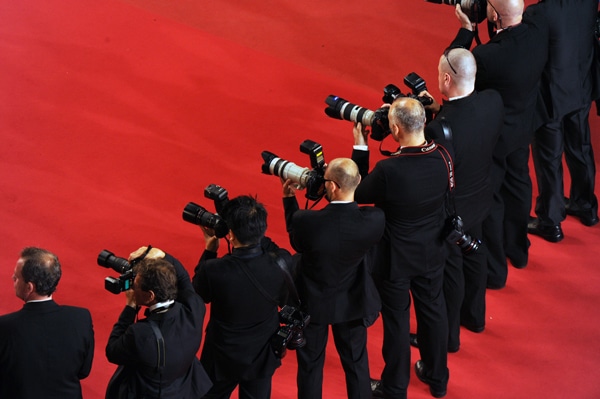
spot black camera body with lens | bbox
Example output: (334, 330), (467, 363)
(182, 184), (230, 238)
(270, 305), (311, 359)
(261, 140), (326, 201)
(97, 250), (135, 294)
(324, 73), (432, 141)
(425, 0), (487, 23)
(443, 215), (481, 255)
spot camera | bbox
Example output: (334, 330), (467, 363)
(204, 184), (229, 215)
(425, 0), (487, 24)
(443, 215), (481, 255)
(270, 305), (311, 359)
(182, 202), (229, 238)
(182, 184), (230, 238)
(97, 250), (134, 294)
(324, 95), (391, 141)
(261, 140), (326, 201)
(325, 73), (432, 141)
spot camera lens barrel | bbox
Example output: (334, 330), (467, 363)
(97, 250), (131, 274)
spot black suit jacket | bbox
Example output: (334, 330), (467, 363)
(425, 90), (504, 229)
(525, 0), (598, 122)
(283, 198), (385, 324)
(193, 243), (290, 381)
(0, 300), (94, 399)
(352, 144), (450, 279)
(451, 16), (548, 155)
(106, 253), (212, 399)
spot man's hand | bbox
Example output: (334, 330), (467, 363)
(353, 122), (370, 146)
(129, 246), (165, 261)
(201, 226), (220, 252)
(125, 289), (136, 308)
(282, 178), (298, 198)
(455, 4), (475, 31)
(419, 90), (441, 114)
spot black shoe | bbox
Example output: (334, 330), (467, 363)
(565, 202), (599, 226)
(371, 378), (385, 398)
(414, 360), (447, 398)
(461, 323), (485, 333)
(410, 333), (419, 348)
(527, 218), (564, 243)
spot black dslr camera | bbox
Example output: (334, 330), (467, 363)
(261, 140), (326, 201)
(182, 184), (230, 238)
(443, 215), (481, 255)
(97, 250), (138, 294)
(425, 0), (487, 23)
(270, 305), (311, 359)
(324, 73), (432, 141)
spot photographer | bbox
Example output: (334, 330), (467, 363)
(526, 0), (599, 239)
(281, 157), (385, 399)
(420, 48), (503, 351)
(192, 195), (291, 399)
(352, 98), (451, 398)
(0, 247), (94, 399)
(105, 246), (212, 399)
(448, 0), (548, 285)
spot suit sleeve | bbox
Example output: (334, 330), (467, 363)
(105, 305), (139, 365)
(78, 309), (95, 379)
(449, 27), (475, 50)
(165, 253), (206, 326)
(283, 196), (303, 253)
(192, 250), (217, 303)
(351, 148), (370, 179)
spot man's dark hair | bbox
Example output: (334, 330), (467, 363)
(20, 247), (62, 296)
(134, 258), (177, 302)
(221, 195), (267, 246)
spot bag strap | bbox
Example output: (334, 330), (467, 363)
(148, 320), (165, 398)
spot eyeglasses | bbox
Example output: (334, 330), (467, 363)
(487, 0), (500, 17)
(443, 47), (458, 75)
(324, 179), (340, 189)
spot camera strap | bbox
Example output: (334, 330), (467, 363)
(234, 254), (301, 308)
(147, 319), (165, 398)
(435, 121), (458, 218)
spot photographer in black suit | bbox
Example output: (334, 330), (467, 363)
(106, 246), (212, 399)
(450, 0), (548, 287)
(352, 98), (451, 398)
(527, 0), (599, 241)
(281, 157), (385, 399)
(193, 195), (291, 399)
(0, 247), (94, 399)
(421, 47), (504, 351)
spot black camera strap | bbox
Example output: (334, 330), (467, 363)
(147, 319), (165, 398)
(234, 254), (301, 308)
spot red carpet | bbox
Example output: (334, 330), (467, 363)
(1, 1), (600, 398)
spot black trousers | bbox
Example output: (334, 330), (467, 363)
(375, 267), (449, 399)
(443, 222), (487, 350)
(296, 319), (371, 399)
(532, 103), (597, 225)
(484, 145), (532, 287)
(201, 376), (272, 399)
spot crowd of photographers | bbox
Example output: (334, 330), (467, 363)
(2, 1), (598, 398)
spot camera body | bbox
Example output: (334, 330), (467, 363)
(325, 73), (431, 141)
(443, 215), (481, 255)
(425, 0), (487, 23)
(261, 140), (326, 201)
(270, 305), (311, 359)
(182, 184), (230, 238)
(97, 250), (134, 294)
